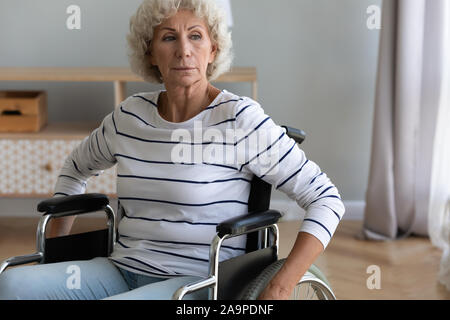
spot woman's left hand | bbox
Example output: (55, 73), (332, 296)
(256, 232), (324, 300)
(257, 281), (293, 300)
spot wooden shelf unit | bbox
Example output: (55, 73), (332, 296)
(0, 67), (258, 197)
(0, 122), (99, 140)
(0, 66), (258, 108)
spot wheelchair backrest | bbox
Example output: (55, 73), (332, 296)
(245, 176), (272, 253)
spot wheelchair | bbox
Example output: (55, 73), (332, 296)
(0, 126), (336, 300)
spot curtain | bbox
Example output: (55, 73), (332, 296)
(362, 0), (450, 290)
(428, 0), (450, 291)
(362, 0), (448, 240)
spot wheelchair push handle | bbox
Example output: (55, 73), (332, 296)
(282, 126), (306, 145)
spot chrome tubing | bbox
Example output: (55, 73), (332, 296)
(172, 276), (217, 300)
(208, 234), (226, 300)
(207, 224), (280, 300)
(36, 205), (116, 256)
(171, 223), (280, 300)
(104, 204), (116, 254)
(0, 252), (43, 275)
(36, 214), (52, 254)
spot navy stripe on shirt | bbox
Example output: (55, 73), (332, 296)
(114, 153), (239, 171)
(235, 105), (252, 118)
(119, 233), (246, 252)
(209, 118), (236, 127)
(132, 95), (158, 107)
(239, 132), (285, 172)
(310, 172), (324, 185)
(303, 218), (332, 238)
(117, 174), (251, 184)
(54, 192), (69, 196)
(101, 123), (114, 158)
(235, 117), (272, 147)
(133, 94), (243, 112)
(95, 130), (109, 162)
(121, 210), (218, 226)
(113, 106), (281, 154)
(120, 105), (157, 128)
(113, 112), (234, 145)
(307, 195), (341, 207)
(87, 137), (100, 164)
(322, 204), (342, 221)
(72, 160), (83, 175)
(275, 152), (308, 189)
(119, 197), (248, 208)
(318, 186), (336, 197)
(145, 247), (209, 263)
(205, 98), (244, 110)
(259, 138), (295, 179)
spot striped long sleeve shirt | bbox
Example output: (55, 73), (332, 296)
(54, 89), (345, 278)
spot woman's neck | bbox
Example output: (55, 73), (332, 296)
(158, 82), (220, 123)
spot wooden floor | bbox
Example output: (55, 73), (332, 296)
(1, 217), (449, 300)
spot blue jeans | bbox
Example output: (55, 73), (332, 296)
(0, 257), (207, 300)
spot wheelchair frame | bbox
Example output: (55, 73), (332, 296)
(172, 223), (280, 300)
(0, 202), (116, 274)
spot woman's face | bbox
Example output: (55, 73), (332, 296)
(149, 9), (217, 88)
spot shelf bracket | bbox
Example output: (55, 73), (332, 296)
(114, 81), (126, 108)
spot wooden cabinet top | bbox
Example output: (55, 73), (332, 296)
(0, 67), (257, 83)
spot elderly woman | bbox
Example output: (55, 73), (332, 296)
(0, 0), (344, 300)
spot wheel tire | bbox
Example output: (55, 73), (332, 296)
(239, 258), (336, 300)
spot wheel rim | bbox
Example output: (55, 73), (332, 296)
(290, 271), (337, 300)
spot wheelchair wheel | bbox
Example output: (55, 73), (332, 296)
(239, 258), (336, 300)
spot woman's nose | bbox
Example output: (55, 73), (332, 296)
(176, 37), (192, 58)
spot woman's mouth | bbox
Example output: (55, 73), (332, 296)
(173, 67), (195, 71)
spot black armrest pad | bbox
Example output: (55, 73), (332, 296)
(282, 126), (306, 145)
(217, 210), (282, 237)
(37, 193), (109, 217)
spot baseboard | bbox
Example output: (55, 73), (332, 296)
(0, 198), (365, 220)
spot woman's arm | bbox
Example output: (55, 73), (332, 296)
(257, 232), (323, 300)
(48, 112), (117, 237)
(234, 100), (345, 299)
(47, 216), (77, 238)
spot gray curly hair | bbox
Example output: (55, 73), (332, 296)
(127, 0), (233, 84)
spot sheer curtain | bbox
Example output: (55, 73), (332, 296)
(362, 0), (450, 290)
(428, 0), (450, 291)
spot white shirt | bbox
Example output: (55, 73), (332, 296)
(54, 89), (345, 278)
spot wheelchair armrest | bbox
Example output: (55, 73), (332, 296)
(37, 193), (110, 218)
(282, 126), (306, 145)
(217, 209), (282, 237)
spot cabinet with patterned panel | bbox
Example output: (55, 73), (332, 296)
(0, 125), (116, 197)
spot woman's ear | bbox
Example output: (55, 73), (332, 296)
(209, 43), (218, 64)
(147, 41), (156, 66)
(148, 50), (155, 66)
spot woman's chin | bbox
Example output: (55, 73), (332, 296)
(167, 75), (203, 87)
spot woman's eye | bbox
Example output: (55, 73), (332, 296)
(191, 34), (202, 40)
(163, 36), (175, 41)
